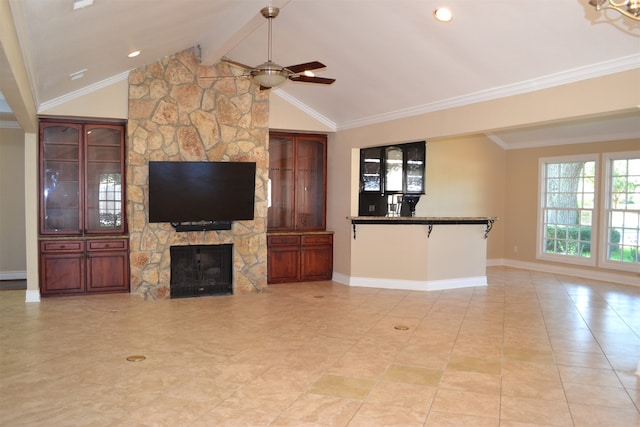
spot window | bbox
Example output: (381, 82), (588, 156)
(98, 173), (121, 227)
(601, 152), (640, 272)
(538, 152), (640, 272)
(538, 155), (597, 266)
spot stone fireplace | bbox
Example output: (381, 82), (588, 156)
(126, 47), (268, 299)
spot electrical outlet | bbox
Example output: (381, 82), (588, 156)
(513, 245), (518, 253)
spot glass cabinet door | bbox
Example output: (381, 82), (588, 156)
(268, 135), (295, 230)
(361, 147), (382, 192)
(295, 137), (326, 230)
(40, 124), (82, 234)
(85, 125), (125, 233)
(405, 142), (425, 194)
(385, 146), (404, 193)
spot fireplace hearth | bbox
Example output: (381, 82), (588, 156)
(170, 244), (232, 298)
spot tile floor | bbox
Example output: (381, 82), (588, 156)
(1, 267), (639, 426)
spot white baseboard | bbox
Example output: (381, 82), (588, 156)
(499, 259), (639, 287)
(333, 257), (638, 290)
(25, 290), (40, 303)
(0, 271), (27, 280)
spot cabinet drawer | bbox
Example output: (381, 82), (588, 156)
(41, 240), (84, 252)
(268, 235), (301, 246)
(302, 234), (333, 245)
(88, 239), (128, 251)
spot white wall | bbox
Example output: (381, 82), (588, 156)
(0, 126), (26, 279)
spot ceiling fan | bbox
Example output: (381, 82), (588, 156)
(220, 6), (335, 89)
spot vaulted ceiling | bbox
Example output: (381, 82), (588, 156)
(3, 0), (640, 147)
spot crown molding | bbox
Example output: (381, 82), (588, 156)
(337, 54), (640, 131)
(0, 120), (21, 129)
(272, 89), (336, 131)
(38, 70), (130, 113)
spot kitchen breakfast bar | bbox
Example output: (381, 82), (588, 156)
(342, 216), (498, 292)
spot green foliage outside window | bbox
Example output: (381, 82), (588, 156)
(544, 225), (635, 261)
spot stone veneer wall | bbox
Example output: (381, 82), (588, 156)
(127, 47), (269, 299)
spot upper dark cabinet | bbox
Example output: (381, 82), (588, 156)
(39, 120), (126, 236)
(268, 132), (327, 232)
(360, 141), (425, 195)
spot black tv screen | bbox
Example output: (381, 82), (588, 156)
(148, 161), (256, 223)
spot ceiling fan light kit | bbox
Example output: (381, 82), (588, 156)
(220, 6), (335, 89)
(252, 61), (289, 87)
(589, 0), (640, 21)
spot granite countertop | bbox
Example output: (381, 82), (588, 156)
(348, 216), (498, 222)
(347, 216), (498, 238)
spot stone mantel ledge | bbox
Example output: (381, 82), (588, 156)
(347, 216), (498, 239)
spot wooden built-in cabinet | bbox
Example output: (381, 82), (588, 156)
(267, 232), (333, 284)
(38, 119), (129, 296)
(39, 238), (130, 296)
(267, 132), (333, 283)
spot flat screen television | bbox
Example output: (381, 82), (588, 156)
(148, 161), (256, 224)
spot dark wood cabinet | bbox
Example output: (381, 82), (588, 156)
(40, 238), (129, 296)
(300, 234), (333, 281)
(267, 235), (301, 284)
(268, 132), (327, 232)
(267, 233), (333, 283)
(86, 239), (130, 293)
(39, 240), (86, 294)
(267, 131), (332, 284)
(40, 120), (126, 235)
(38, 118), (129, 296)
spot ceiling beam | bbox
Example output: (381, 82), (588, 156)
(0, 0), (37, 132)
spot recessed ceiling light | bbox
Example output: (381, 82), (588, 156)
(69, 69), (87, 80)
(73, 0), (94, 10)
(434, 7), (453, 22)
(128, 50), (141, 58)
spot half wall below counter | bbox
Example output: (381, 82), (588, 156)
(337, 216), (497, 292)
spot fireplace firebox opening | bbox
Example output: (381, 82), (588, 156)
(170, 244), (232, 298)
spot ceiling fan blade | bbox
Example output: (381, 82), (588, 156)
(221, 56), (256, 71)
(285, 61), (327, 74)
(289, 75), (336, 85)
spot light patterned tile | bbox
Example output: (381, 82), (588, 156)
(501, 396), (572, 426)
(445, 354), (502, 375)
(569, 403), (640, 427)
(563, 382), (637, 408)
(382, 364), (442, 386)
(439, 370), (501, 394)
(431, 389), (501, 418)
(279, 393), (362, 426)
(349, 402), (428, 427)
(308, 374), (375, 400)
(425, 411), (499, 427)
(3, 268), (640, 426)
(366, 380), (436, 409)
(501, 376), (565, 400)
(558, 365), (623, 387)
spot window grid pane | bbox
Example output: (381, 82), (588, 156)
(542, 161), (595, 259)
(98, 173), (122, 227)
(607, 157), (640, 265)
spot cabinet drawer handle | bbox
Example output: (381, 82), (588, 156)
(60, 245), (66, 248)
(104, 244), (110, 247)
